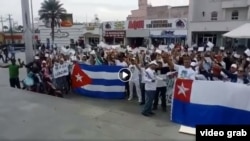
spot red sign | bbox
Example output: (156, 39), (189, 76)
(104, 31), (125, 38)
(128, 20), (144, 29)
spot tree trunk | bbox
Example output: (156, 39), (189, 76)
(51, 15), (55, 49)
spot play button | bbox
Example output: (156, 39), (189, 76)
(118, 68), (132, 82)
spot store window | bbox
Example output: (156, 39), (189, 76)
(70, 39), (74, 44)
(88, 37), (99, 46)
(231, 10), (239, 20)
(211, 11), (218, 21)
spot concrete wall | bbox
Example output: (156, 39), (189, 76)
(188, 0), (250, 46)
(191, 0), (223, 22)
(225, 7), (248, 21)
(127, 0), (188, 20)
(190, 0), (250, 22)
(126, 29), (150, 37)
(128, 9), (147, 20)
(39, 24), (84, 47)
(189, 20), (247, 32)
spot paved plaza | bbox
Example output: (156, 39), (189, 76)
(0, 52), (195, 140)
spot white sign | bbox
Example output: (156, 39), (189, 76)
(53, 63), (69, 79)
(103, 21), (126, 30)
(145, 18), (187, 29)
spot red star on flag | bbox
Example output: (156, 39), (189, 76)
(173, 79), (193, 103)
(71, 64), (92, 89)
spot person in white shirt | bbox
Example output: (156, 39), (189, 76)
(128, 58), (142, 103)
(153, 61), (169, 112)
(114, 54), (129, 97)
(190, 62), (199, 73)
(166, 53), (196, 80)
(142, 61), (165, 117)
(190, 61), (207, 80)
(115, 54), (128, 67)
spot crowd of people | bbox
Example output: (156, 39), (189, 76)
(1, 42), (250, 117)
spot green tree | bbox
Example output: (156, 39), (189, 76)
(39, 0), (66, 45)
(3, 26), (8, 32)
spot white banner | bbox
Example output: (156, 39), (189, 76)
(53, 63), (69, 79)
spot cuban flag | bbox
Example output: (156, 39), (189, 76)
(171, 79), (250, 127)
(71, 63), (125, 99)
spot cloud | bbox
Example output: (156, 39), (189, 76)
(66, 0), (136, 10)
(0, 0), (189, 25)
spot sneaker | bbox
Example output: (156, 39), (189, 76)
(162, 108), (167, 112)
(139, 102), (145, 105)
(149, 112), (155, 115)
(128, 98), (132, 101)
(142, 112), (151, 117)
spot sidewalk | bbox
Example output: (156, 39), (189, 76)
(0, 86), (194, 140)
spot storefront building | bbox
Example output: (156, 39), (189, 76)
(147, 18), (188, 46)
(187, 0), (250, 47)
(126, 20), (150, 47)
(39, 24), (84, 47)
(83, 23), (101, 46)
(102, 21), (126, 45)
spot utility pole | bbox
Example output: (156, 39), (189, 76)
(30, 0), (35, 52)
(7, 14), (14, 44)
(21, 0), (34, 63)
(0, 16), (5, 32)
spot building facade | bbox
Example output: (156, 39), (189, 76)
(126, 18), (188, 47)
(83, 23), (101, 45)
(102, 21), (127, 45)
(39, 24), (84, 47)
(127, 0), (188, 20)
(126, 20), (150, 47)
(147, 18), (187, 46)
(39, 23), (102, 47)
(188, 0), (250, 47)
(0, 32), (39, 45)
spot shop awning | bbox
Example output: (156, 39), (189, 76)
(223, 23), (250, 38)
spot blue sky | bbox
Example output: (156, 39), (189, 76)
(0, 0), (188, 25)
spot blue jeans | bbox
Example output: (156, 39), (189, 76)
(142, 90), (155, 114)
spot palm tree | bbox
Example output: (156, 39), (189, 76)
(3, 26), (8, 32)
(15, 25), (24, 32)
(17, 25), (23, 31)
(39, 0), (66, 45)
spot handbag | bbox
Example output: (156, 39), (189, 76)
(23, 72), (34, 86)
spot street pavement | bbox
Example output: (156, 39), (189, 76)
(0, 52), (195, 141)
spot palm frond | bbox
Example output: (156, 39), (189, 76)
(39, 0), (66, 21)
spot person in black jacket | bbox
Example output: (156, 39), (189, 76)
(2, 45), (9, 63)
(153, 61), (169, 112)
(25, 55), (42, 87)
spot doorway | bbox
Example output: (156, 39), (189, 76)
(203, 37), (214, 43)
